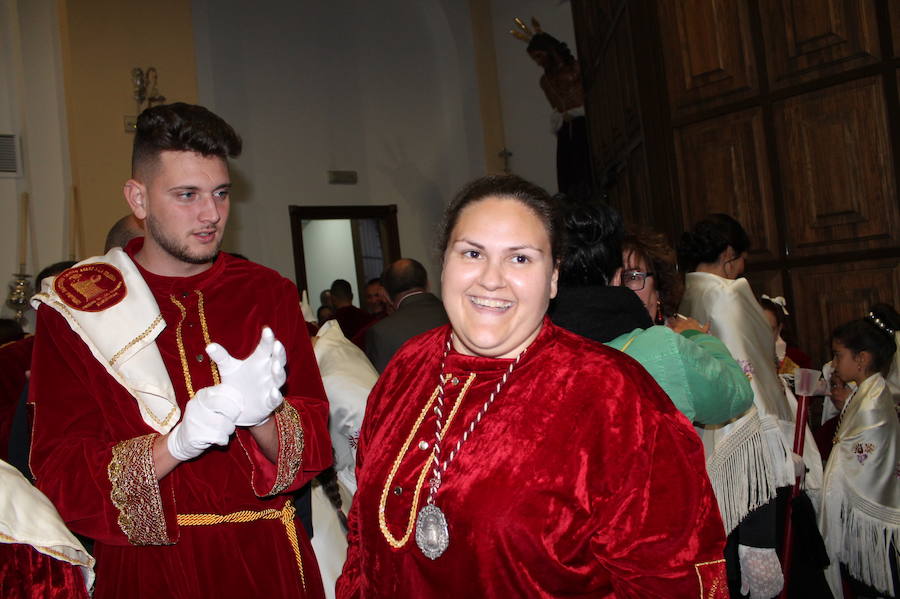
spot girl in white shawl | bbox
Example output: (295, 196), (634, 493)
(824, 303), (900, 598)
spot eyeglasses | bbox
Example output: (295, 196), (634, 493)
(621, 270), (654, 291)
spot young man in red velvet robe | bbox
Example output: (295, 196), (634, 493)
(28, 103), (331, 598)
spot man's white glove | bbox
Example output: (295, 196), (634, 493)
(206, 327), (287, 427)
(167, 384), (242, 461)
(738, 544), (784, 599)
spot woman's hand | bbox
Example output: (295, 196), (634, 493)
(666, 314), (710, 335)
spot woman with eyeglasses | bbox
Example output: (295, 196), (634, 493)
(550, 202), (753, 426)
(678, 214), (826, 599)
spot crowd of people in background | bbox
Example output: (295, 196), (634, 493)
(1, 102), (898, 599)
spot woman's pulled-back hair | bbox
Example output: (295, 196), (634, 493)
(677, 214), (751, 272)
(832, 303), (900, 375)
(558, 198), (623, 287)
(436, 174), (565, 263)
(132, 102), (242, 179)
(623, 229), (683, 319)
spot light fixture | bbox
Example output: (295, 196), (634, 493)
(131, 67), (166, 114)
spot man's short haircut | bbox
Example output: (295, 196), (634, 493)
(365, 278), (382, 288)
(383, 259), (428, 300)
(131, 102), (242, 180)
(330, 279), (353, 301)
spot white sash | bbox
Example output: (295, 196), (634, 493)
(31, 248), (179, 433)
(0, 460), (95, 590)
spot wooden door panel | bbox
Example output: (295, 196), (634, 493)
(602, 142), (653, 227)
(773, 76), (898, 257)
(891, 2), (900, 58)
(744, 269), (784, 302)
(658, 0), (758, 118)
(791, 258), (900, 366)
(674, 108), (779, 262)
(759, 0), (881, 88)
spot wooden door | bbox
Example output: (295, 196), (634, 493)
(572, 0), (900, 366)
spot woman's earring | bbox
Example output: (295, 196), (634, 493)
(655, 300), (665, 325)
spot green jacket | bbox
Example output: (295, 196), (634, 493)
(606, 326), (753, 425)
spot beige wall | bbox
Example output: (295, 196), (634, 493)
(60, 0), (198, 257)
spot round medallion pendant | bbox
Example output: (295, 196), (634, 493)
(415, 504), (449, 559)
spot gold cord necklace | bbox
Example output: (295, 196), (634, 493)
(378, 372), (475, 549)
(416, 339), (526, 559)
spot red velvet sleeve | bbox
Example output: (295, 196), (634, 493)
(234, 279), (332, 496)
(28, 306), (177, 547)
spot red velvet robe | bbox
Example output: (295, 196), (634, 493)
(338, 319), (728, 598)
(29, 240), (331, 598)
(0, 543), (89, 599)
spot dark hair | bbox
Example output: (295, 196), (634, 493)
(36, 260), (77, 290)
(622, 229), (683, 318)
(558, 198), (623, 286)
(759, 296), (801, 348)
(677, 214), (751, 272)
(316, 305), (333, 324)
(330, 279), (353, 302)
(132, 102), (242, 179)
(832, 303), (900, 375)
(526, 33), (576, 68)
(437, 174), (565, 263)
(365, 278), (382, 287)
(383, 259), (428, 299)
(0, 318), (24, 345)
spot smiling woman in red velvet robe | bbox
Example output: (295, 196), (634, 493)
(337, 175), (729, 599)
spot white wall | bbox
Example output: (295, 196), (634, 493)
(490, 0), (576, 194)
(191, 0), (487, 290)
(302, 219), (357, 311)
(0, 1), (71, 329)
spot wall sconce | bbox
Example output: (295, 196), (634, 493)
(131, 67), (166, 113)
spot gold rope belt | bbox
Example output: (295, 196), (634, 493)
(177, 500), (305, 590)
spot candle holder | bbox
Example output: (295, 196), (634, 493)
(4, 272), (33, 326)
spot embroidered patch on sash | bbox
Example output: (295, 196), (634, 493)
(54, 263), (127, 312)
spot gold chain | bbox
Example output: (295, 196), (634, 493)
(170, 290), (220, 398)
(378, 373), (475, 549)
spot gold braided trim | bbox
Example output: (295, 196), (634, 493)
(177, 500), (305, 590)
(170, 291), (219, 399)
(694, 558), (727, 599)
(194, 290), (220, 385)
(108, 314), (164, 366)
(378, 373), (476, 549)
(0, 532), (94, 568)
(269, 403), (305, 495)
(47, 298), (176, 428)
(108, 433), (172, 545)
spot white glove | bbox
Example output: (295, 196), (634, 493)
(738, 544), (784, 599)
(167, 384), (242, 461)
(300, 290), (316, 323)
(206, 327), (286, 427)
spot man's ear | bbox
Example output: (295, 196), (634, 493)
(124, 179), (148, 219)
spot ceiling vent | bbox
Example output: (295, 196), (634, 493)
(0, 134), (23, 178)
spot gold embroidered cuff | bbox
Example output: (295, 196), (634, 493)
(108, 433), (172, 545)
(269, 403), (305, 495)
